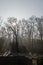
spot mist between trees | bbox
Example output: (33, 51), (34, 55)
(0, 15), (43, 55)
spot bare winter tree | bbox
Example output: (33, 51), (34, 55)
(5, 17), (19, 55)
(36, 17), (43, 40)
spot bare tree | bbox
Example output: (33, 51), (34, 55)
(5, 17), (19, 54)
(37, 17), (43, 40)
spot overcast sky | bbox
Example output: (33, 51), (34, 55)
(0, 0), (43, 20)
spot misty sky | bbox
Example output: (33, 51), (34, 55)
(0, 0), (43, 20)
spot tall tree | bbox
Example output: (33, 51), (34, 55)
(5, 17), (19, 54)
(37, 17), (43, 40)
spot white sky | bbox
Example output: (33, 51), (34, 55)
(0, 0), (43, 20)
